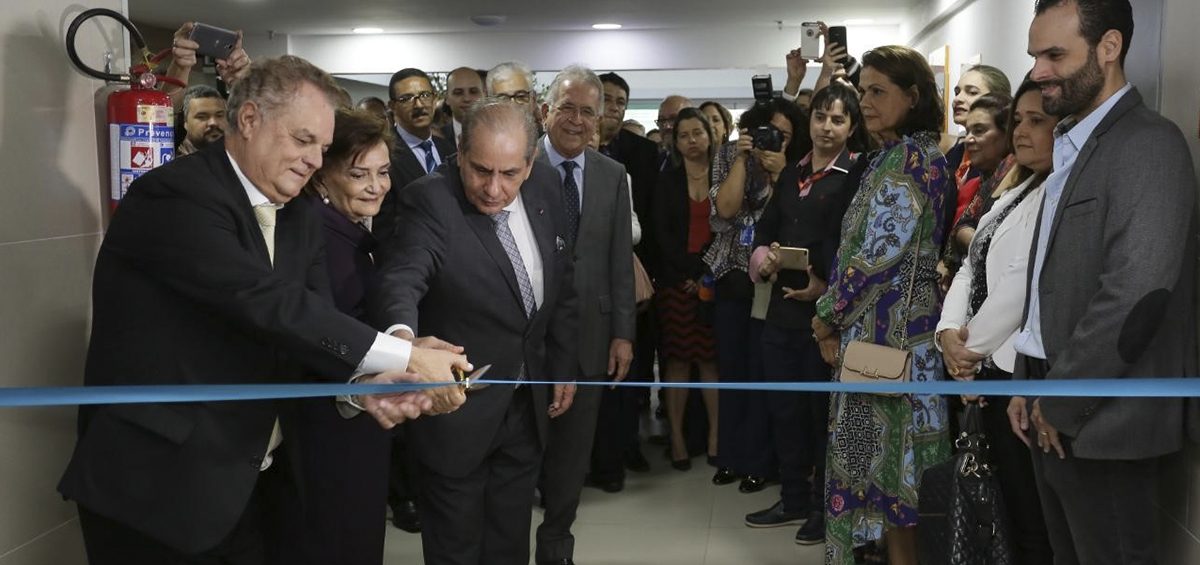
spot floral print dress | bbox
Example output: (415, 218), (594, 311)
(815, 131), (952, 564)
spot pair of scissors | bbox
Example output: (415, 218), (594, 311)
(453, 364), (492, 392)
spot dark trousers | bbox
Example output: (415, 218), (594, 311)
(760, 323), (831, 513)
(417, 387), (542, 565)
(713, 296), (769, 475)
(1030, 441), (1159, 565)
(537, 386), (602, 561)
(79, 456), (294, 565)
(388, 428), (420, 510)
(591, 308), (655, 481)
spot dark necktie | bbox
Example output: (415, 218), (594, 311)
(418, 140), (436, 173)
(491, 210), (537, 319)
(560, 160), (581, 242)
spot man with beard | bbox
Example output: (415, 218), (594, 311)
(374, 68), (456, 241)
(1008, 1), (1198, 563)
(442, 67), (486, 148)
(176, 85), (227, 157)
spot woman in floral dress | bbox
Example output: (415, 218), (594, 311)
(810, 45), (953, 565)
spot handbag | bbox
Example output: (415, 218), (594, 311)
(917, 403), (1014, 565)
(836, 222), (922, 395)
(632, 252), (654, 305)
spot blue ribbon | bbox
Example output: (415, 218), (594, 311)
(0, 378), (1196, 408)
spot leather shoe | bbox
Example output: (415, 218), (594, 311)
(537, 560), (575, 565)
(738, 475), (772, 493)
(584, 474), (625, 493)
(745, 500), (807, 528)
(390, 499), (421, 533)
(624, 448), (650, 472)
(711, 467), (739, 485)
(794, 510), (826, 545)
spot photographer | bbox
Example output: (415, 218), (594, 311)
(705, 94), (809, 492)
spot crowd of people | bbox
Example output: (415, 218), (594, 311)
(56, 1), (1198, 565)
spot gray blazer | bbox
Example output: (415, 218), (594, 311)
(1014, 88), (1199, 460)
(537, 142), (636, 379)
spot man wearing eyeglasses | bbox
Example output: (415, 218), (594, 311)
(375, 67), (456, 242)
(487, 61), (544, 136)
(655, 94), (694, 166)
(533, 65), (635, 565)
(375, 67), (457, 534)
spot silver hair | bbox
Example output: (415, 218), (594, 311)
(459, 97), (539, 162)
(181, 85), (223, 120)
(225, 55), (343, 134)
(544, 64), (604, 115)
(485, 61), (535, 95)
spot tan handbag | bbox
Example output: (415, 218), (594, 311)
(632, 253), (654, 305)
(836, 222), (922, 396)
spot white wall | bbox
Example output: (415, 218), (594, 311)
(0, 2), (125, 564)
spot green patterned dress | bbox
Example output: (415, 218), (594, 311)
(815, 131), (952, 564)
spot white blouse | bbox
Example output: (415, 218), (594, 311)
(936, 174), (1045, 373)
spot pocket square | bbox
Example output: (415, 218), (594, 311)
(555, 236), (566, 251)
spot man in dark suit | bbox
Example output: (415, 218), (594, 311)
(370, 99), (580, 565)
(57, 55), (468, 565)
(441, 66), (486, 149)
(374, 67), (456, 241)
(533, 66), (636, 565)
(1009, 1), (1198, 563)
(593, 72), (664, 481)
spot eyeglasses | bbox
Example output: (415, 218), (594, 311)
(495, 90), (533, 104)
(392, 91), (435, 105)
(554, 103), (598, 121)
(655, 117), (676, 128)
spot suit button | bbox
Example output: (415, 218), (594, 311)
(338, 344), (351, 357)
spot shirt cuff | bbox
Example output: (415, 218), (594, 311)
(781, 88), (798, 102)
(357, 331), (414, 375)
(385, 324), (415, 339)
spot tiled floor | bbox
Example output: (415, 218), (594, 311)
(383, 448), (825, 564)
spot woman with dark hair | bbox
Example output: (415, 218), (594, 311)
(700, 100), (734, 144)
(287, 108), (439, 564)
(936, 78), (1055, 564)
(811, 45), (952, 565)
(743, 83), (864, 544)
(706, 98), (809, 491)
(654, 107), (720, 471)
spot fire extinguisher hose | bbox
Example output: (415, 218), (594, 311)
(65, 8), (185, 88)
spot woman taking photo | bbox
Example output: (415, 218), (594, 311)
(654, 107), (719, 471)
(744, 83), (869, 544)
(811, 46), (952, 565)
(936, 78), (1055, 564)
(706, 98), (809, 491)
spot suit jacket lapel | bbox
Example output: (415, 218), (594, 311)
(211, 146), (272, 267)
(393, 140), (426, 181)
(457, 184), (525, 310)
(1044, 88), (1142, 259)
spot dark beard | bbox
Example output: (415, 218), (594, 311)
(1040, 48), (1105, 117)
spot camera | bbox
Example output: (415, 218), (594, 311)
(752, 125), (783, 152)
(751, 74), (774, 105)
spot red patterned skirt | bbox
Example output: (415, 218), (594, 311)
(656, 283), (716, 362)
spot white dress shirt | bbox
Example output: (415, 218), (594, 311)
(937, 175), (1044, 373)
(502, 193), (545, 308)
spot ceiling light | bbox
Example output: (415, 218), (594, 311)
(592, 23), (622, 30)
(353, 27), (383, 34)
(843, 19), (875, 25)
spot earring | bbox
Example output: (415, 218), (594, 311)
(321, 193), (330, 205)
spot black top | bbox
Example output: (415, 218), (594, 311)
(753, 151), (856, 329)
(653, 165), (711, 288)
(315, 196), (377, 322)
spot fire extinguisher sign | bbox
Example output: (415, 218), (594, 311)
(109, 122), (174, 201)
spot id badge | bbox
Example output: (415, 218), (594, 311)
(739, 223), (755, 246)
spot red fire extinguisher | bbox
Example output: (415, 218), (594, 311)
(66, 8), (185, 210)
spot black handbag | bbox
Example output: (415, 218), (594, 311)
(918, 403), (1013, 565)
